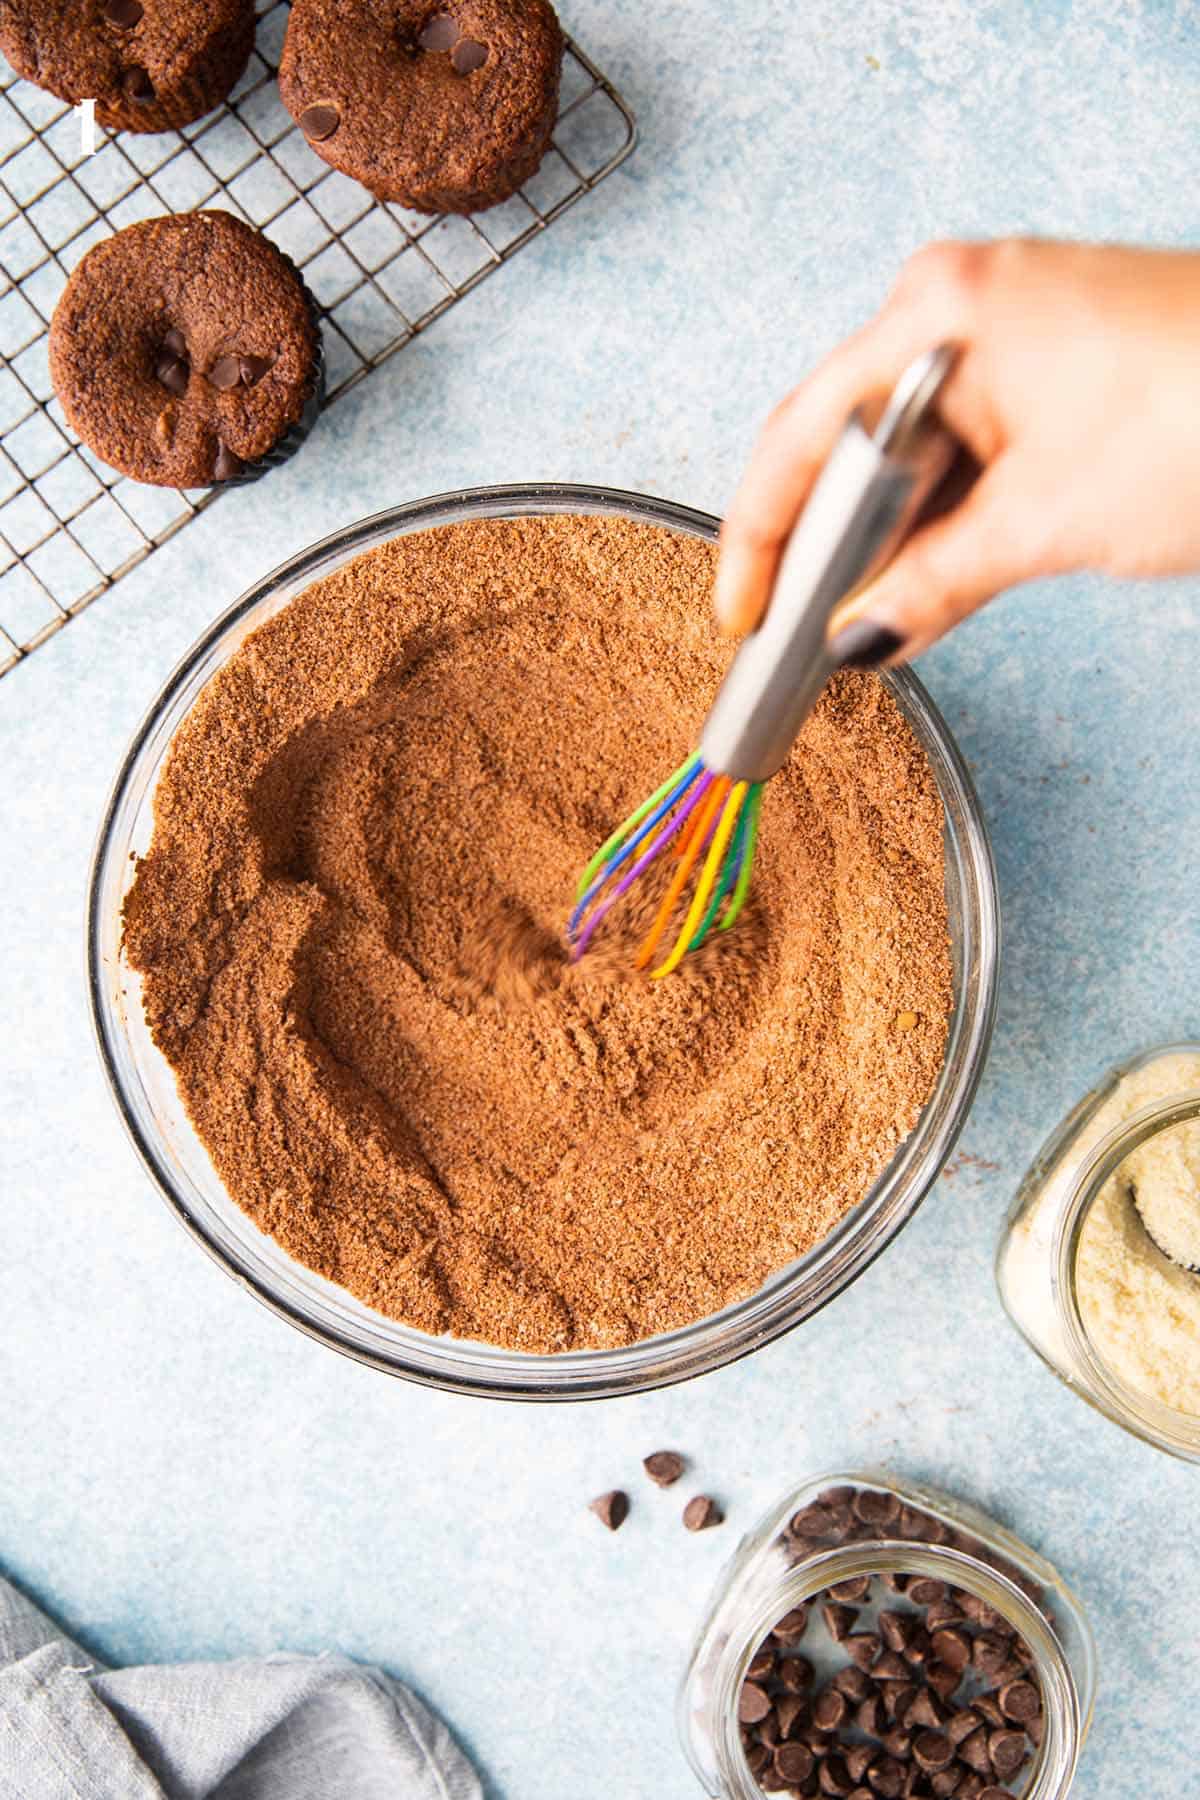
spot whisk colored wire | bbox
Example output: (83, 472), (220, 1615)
(689, 777), (759, 952)
(569, 750), (763, 974)
(648, 779), (750, 979)
(575, 753), (701, 905)
(568, 756), (711, 960)
(635, 776), (731, 972)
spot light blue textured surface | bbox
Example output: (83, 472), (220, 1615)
(3, 4), (1199, 1796)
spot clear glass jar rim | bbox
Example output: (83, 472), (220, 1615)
(86, 481), (999, 1400)
(1054, 1087), (1200, 1456)
(703, 1540), (1081, 1800)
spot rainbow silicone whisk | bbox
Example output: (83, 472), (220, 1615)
(569, 345), (961, 977)
(569, 755), (764, 978)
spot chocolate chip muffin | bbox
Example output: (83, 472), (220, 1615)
(279, 0), (564, 214)
(0, 0), (255, 134)
(49, 212), (323, 489)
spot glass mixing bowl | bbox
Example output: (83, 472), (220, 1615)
(88, 484), (999, 1400)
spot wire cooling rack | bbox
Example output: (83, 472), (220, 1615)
(0, 3), (636, 680)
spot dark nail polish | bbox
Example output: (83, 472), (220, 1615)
(828, 619), (904, 670)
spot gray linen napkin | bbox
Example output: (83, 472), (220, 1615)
(0, 1575), (482, 1800)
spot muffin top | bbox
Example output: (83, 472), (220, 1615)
(0, 0), (254, 132)
(49, 211), (321, 489)
(279, 0), (563, 212)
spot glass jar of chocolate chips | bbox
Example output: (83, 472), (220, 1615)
(678, 1473), (1095, 1800)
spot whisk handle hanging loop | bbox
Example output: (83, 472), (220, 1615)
(699, 344), (962, 786)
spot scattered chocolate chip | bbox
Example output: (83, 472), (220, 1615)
(898, 1506), (948, 1542)
(873, 1651), (911, 1683)
(930, 1628), (971, 1672)
(986, 1730), (1027, 1782)
(820, 1755), (854, 1796)
(748, 1646), (776, 1682)
(961, 1597), (1012, 1635)
(883, 1683), (919, 1725)
(210, 435), (247, 480)
(912, 1731), (954, 1774)
(209, 355), (243, 392)
(833, 1666), (875, 1703)
(154, 352), (188, 396)
(758, 1710), (781, 1749)
(926, 1598), (965, 1631)
(957, 1778), (987, 1799)
(822, 1603), (859, 1642)
(881, 1726), (912, 1761)
(588, 1489), (627, 1531)
(778, 1655), (814, 1693)
(970, 1695), (1005, 1731)
(802, 1726), (835, 1757)
(931, 1766), (964, 1797)
(907, 1690), (951, 1731)
(946, 1710), (981, 1748)
(772, 1607), (810, 1644)
(882, 1573), (909, 1594)
(855, 1695), (884, 1738)
(957, 1729), (992, 1776)
(846, 1632), (882, 1670)
(853, 1489), (900, 1526)
(907, 1578), (947, 1606)
(121, 64), (154, 100)
(926, 1660), (964, 1702)
(974, 1790), (1008, 1800)
(161, 328), (187, 357)
(775, 1741), (816, 1786)
(744, 1740), (771, 1777)
(845, 1745), (874, 1783)
(239, 354), (273, 387)
(879, 1611), (915, 1652)
(1027, 1708), (1044, 1747)
(866, 1754), (906, 1797)
(683, 1494), (723, 1531)
(791, 1504), (838, 1539)
(827, 1576), (872, 1604)
(299, 104), (340, 141)
(848, 1791), (875, 1800)
(739, 1681), (773, 1725)
(971, 1633), (1011, 1678)
(213, 442), (244, 481)
(451, 36), (488, 71)
(103, 0), (143, 21)
(642, 1449), (685, 1486)
(813, 1688), (849, 1732)
(418, 11), (459, 49)
(903, 1626), (932, 1668)
(776, 1692), (810, 1738)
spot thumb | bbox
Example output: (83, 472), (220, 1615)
(825, 460), (1040, 666)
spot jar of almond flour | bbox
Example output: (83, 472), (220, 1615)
(679, 1473), (1095, 1800)
(996, 1042), (1200, 1462)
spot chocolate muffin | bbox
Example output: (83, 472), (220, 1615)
(279, 0), (564, 214)
(49, 212), (323, 489)
(0, 0), (255, 134)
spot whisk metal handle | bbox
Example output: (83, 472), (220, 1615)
(699, 344), (961, 785)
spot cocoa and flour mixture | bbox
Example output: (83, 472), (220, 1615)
(123, 516), (952, 1352)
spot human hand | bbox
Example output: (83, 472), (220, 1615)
(714, 239), (1200, 665)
